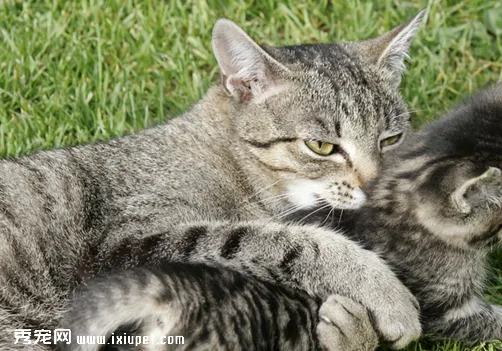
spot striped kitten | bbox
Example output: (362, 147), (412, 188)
(348, 84), (502, 343)
(62, 263), (378, 351)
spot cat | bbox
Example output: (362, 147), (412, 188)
(60, 83), (502, 351)
(344, 83), (502, 343)
(61, 262), (378, 351)
(0, 12), (424, 350)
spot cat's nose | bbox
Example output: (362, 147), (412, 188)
(355, 174), (366, 188)
(354, 163), (378, 188)
(354, 169), (376, 188)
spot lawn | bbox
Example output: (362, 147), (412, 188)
(0, 0), (501, 350)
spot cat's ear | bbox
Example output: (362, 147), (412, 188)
(451, 167), (502, 214)
(212, 19), (290, 103)
(360, 10), (425, 86)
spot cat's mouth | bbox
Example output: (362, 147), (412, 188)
(285, 180), (367, 212)
(326, 187), (367, 210)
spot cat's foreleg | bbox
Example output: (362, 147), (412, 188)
(100, 220), (421, 349)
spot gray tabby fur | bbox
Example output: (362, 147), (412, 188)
(63, 84), (502, 351)
(61, 262), (378, 351)
(0, 12), (424, 350)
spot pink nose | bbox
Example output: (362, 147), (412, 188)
(355, 174), (366, 188)
(354, 163), (378, 188)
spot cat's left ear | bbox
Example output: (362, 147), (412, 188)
(360, 10), (426, 86)
(212, 19), (290, 103)
(451, 167), (502, 214)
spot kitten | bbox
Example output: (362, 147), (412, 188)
(347, 83), (502, 343)
(61, 262), (378, 351)
(0, 13), (424, 350)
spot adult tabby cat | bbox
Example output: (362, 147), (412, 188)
(63, 84), (502, 350)
(0, 13), (424, 350)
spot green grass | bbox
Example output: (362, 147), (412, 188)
(0, 0), (501, 350)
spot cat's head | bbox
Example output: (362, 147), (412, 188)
(211, 12), (424, 214)
(374, 84), (502, 249)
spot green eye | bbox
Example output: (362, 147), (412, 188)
(380, 133), (402, 148)
(305, 140), (337, 156)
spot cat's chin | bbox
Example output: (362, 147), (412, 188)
(338, 188), (367, 210)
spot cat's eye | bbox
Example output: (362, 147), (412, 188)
(305, 140), (338, 156)
(380, 133), (402, 149)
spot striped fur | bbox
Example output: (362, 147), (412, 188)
(0, 15), (424, 350)
(60, 84), (502, 351)
(62, 262), (322, 351)
(345, 84), (502, 343)
(59, 86), (502, 349)
(61, 220), (417, 350)
(61, 263), (380, 351)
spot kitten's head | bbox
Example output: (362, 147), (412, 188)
(374, 85), (502, 249)
(211, 12), (424, 213)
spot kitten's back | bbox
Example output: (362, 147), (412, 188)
(61, 262), (321, 351)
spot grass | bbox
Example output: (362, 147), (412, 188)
(0, 0), (501, 350)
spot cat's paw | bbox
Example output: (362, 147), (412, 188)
(368, 283), (421, 349)
(317, 295), (379, 351)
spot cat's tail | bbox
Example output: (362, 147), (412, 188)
(59, 266), (182, 351)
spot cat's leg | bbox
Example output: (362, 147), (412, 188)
(99, 220), (421, 349)
(426, 296), (502, 343)
(317, 295), (378, 351)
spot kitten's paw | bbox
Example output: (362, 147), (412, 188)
(317, 295), (378, 351)
(368, 285), (422, 349)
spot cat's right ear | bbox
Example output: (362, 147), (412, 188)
(359, 10), (426, 86)
(212, 19), (290, 103)
(451, 167), (502, 214)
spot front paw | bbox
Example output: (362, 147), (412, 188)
(317, 295), (378, 351)
(368, 284), (422, 349)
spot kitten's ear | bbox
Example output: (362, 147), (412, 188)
(360, 10), (425, 86)
(212, 19), (290, 103)
(451, 167), (502, 214)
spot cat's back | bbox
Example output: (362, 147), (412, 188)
(81, 87), (262, 238)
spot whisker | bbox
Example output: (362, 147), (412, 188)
(277, 205), (310, 219)
(321, 206), (335, 226)
(245, 193), (290, 209)
(337, 209), (344, 229)
(273, 205), (302, 220)
(242, 180), (281, 204)
(273, 200), (325, 221)
(274, 205), (307, 220)
(262, 193), (289, 201)
(298, 204), (332, 224)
